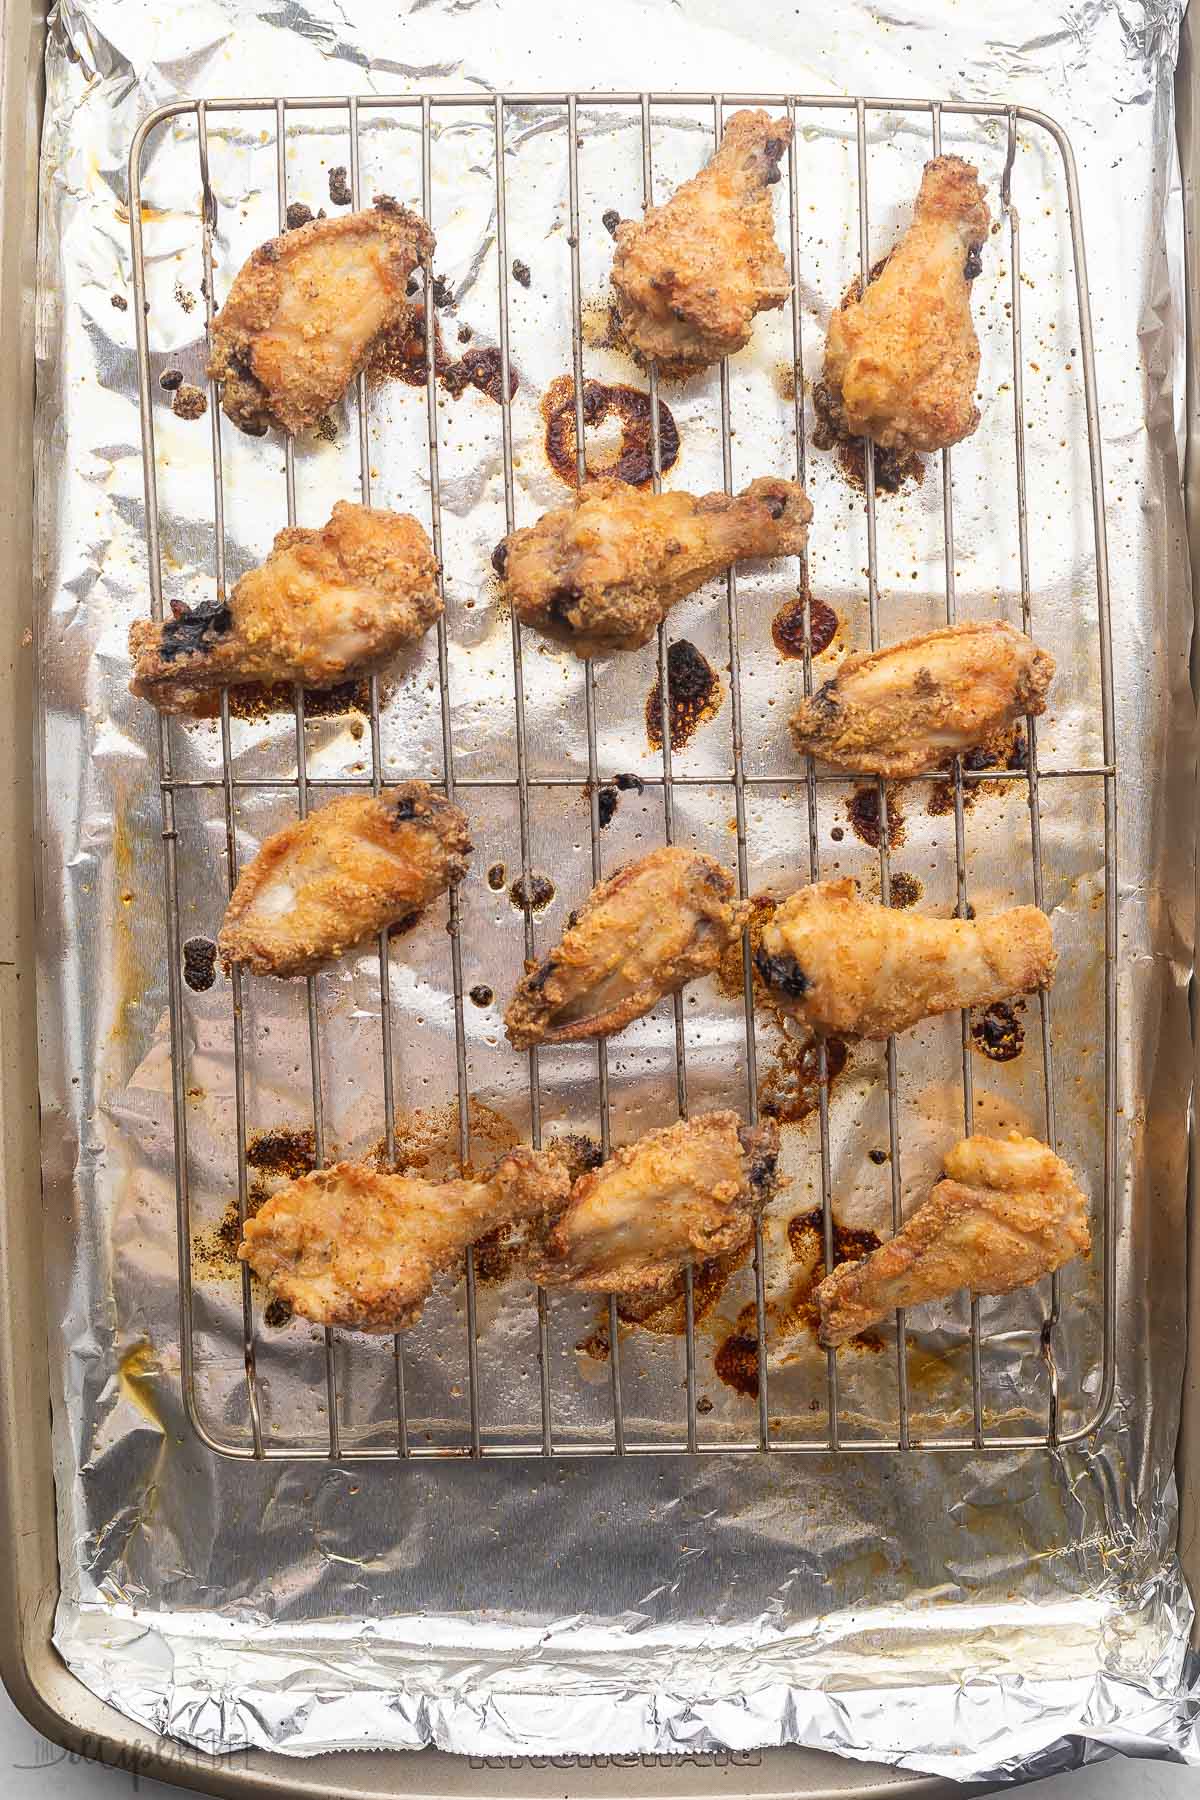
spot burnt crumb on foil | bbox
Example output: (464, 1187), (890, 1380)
(491, 540), (509, 578)
(753, 947), (809, 999)
(601, 208), (621, 236)
(157, 602), (233, 663)
(328, 165), (352, 206)
(182, 937), (218, 992)
(613, 772), (644, 793)
(964, 244), (984, 280)
(596, 784), (619, 828)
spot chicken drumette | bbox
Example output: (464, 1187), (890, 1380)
(209, 199), (433, 437)
(611, 109), (792, 378)
(505, 846), (748, 1049)
(532, 1112), (780, 1297)
(240, 1147), (570, 1332)
(815, 156), (991, 459)
(219, 784), (471, 978)
(789, 621), (1054, 779)
(816, 1132), (1089, 1346)
(755, 878), (1055, 1040)
(496, 475), (811, 657)
(129, 502), (440, 712)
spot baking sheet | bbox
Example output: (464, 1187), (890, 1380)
(35, 0), (1200, 1780)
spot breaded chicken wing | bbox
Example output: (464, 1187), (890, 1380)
(219, 784), (471, 978)
(497, 475), (811, 657)
(209, 199), (433, 436)
(240, 1146), (570, 1332)
(816, 1132), (1089, 1346)
(532, 1112), (780, 1297)
(129, 501), (440, 712)
(612, 109), (792, 378)
(815, 156), (991, 458)
(755, 878), (1055, 1040)
(790, 621), (1054, 778)
(505, 846), (748, 1049)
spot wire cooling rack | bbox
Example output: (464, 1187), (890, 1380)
(128, 91), (1116, 1460)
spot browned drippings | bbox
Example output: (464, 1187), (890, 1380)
(220, 676), (370, 724)
(509, 871), (555, 912)
(848, 784), (906, 850)
(759, 1033), (849, 1126)
(372, 1098), (521, 1179)
(182, 936), (218, 991)
(972, 999), (1025, 1062)
(888, 872), (922, 909)
(713, 1330), (761, 1398)
(927, 729), (1027, 817)
(542, 374), (679, 489)
(645, 640), (723, 751)
(247, 1127), (318, 1180)
(615, 1248), (747, 1339)
(771, 591), (837, 661)
(369, 302), (517, 405)
(472, 1223), (526, 1287)
(770, 1208), (885, 1342)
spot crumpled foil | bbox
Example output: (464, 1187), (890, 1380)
(36, 0), (1200, 1783)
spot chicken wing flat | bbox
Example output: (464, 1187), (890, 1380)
(219, 785), (471, 978)
(816, 1132), (1089, 1346)
(756, 878), (1055, 1040)
(815, 156), (991, 457)
(532, 1112), (780, 1297)
(505, 846), (748, 1049)
(129, 502), (440, 712)
(240, 1147), (570, 1332)
(209, 199), (433, 436)
(789, 621), (1054, 778)
(612, 109), (792, 378)
(497, 475), (811, 657)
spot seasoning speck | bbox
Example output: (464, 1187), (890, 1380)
(182, 937), (218, 992)
(173, 279), (196, 314)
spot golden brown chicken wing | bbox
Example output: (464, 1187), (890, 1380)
(816, 1132), (1089, 1346)
(755, 878), (1055, 1040)
(612, 109), (792, 378)
(129, 501), (440, 712)
(789, 621), (1054, 779)
(219, 785), (471, 978)
(240, 1146), (570, 1332)
(496, 475), (811, 657)
(209, 199), (433, 436)
(814, 155), (991, 459)
(504, 846), (748, 1049)
(532, 1112), (780, 1297)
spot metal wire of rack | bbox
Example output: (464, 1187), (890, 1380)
(127, 90), (1117, 1461)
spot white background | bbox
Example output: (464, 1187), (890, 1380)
(0, 1681), (1197, 1798)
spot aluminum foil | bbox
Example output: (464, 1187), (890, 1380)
(35, 0), (1200, 1782)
